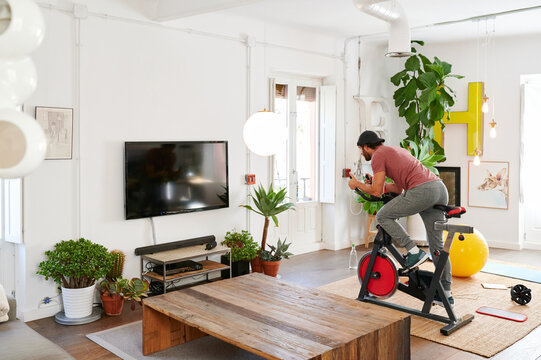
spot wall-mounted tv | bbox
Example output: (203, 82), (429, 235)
(124, 141), (229, 220)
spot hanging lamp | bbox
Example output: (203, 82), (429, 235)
(243, 109), (286, 156)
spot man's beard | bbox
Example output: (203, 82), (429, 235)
(362, 150), (371, 161)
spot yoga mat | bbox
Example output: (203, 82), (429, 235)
(481, 261), (541, 284)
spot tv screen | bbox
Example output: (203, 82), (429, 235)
(124, 141), (229, 220)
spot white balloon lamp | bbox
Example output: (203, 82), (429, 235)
(0, 108), (47, 178)
(0, 0), (45, 56)
(243, 110), (286, 156)
(0, 56), (37, 108)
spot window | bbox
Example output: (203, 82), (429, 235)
(272, 79), (320, 203)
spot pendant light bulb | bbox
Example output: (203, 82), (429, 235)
(489, 119), (497, 139)
(473, 148), (481, 166)
(474, 154), (481, 166)
(481, 95), (489, 113)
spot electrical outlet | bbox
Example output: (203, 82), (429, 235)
(245, 174), (256, 185)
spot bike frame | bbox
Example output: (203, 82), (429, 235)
(357, 220), (475, 335)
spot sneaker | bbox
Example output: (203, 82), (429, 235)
(433, 293), (455, 308)
(404, 249), (428, 269)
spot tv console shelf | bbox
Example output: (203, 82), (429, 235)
(140, 244), (231, 294)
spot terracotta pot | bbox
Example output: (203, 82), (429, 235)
(100, 294), (124, 316)
(251, 256), (263, 273)
(262, 260), (281, 277)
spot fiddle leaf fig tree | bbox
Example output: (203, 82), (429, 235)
(391, 40), (464, 170)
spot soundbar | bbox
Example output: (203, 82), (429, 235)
(134, 235), (217, 256)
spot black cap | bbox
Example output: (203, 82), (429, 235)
(357, 130), (385, 146)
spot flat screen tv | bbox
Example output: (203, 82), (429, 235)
(124, 141), (229, 220)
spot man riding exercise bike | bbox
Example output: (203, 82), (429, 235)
(348, 130), (453, 307)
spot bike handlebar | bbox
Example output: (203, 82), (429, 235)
(353, 187), (399, 204)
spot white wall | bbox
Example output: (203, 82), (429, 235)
(19, 1), (343, 321)
(324, 39), (401, 251)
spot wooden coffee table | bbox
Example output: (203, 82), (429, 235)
(142, 273), (410, 359)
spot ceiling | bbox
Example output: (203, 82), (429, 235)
(152, 0), (541, 42)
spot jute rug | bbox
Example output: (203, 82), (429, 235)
(318, 262), (541, 358)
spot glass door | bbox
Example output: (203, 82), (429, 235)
(272, 78), (322, 254)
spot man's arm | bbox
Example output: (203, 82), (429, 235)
(384, 181), (403, 194)
(348, 171), (386, 197)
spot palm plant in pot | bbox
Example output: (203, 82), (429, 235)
(37, 238), (113, 319)
(220, 230), (260, 278)
(240, 183), (295, 273)
(260, 238), (293, 277)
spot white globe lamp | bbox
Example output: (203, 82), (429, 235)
(0, 108), (47, 178)
(243, 110), (286, 156)
(0, 0), (45, 56)
(0, 56), (37, 108)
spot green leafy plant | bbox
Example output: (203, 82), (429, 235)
(356, 177), (394, 215)
(356, 193), (383, 215)
(107, 250), (125, 280)
(37, 238), (113, 289)
(240, 183), (295, 252)
(403, 139), (446, 175)
(221, 230), (260, 262)
(260, 238), (293, 262)
(98, 277), (149, 310)
(391, 40), (463, 169)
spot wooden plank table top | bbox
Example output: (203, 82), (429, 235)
(143, 273), (410, 360)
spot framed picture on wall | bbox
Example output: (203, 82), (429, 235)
(35, 106), (73, 160)
(435, 166), (461, 206)
(468, 161), (509, 210)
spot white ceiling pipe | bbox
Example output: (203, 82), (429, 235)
(352, 0), (412, 57)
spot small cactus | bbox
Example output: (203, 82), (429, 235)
(107, 250), (125, 280)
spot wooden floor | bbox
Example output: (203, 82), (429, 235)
(27, 246), (541, 360)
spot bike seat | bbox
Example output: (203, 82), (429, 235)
(433, 205), (466, 218)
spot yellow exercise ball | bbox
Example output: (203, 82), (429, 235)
(447, 228), (489, 277)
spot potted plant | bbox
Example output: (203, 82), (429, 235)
(106, 249), (126, 280)
(37, 238), (113, 319)
(260, 238), (293, 277)
(390, 40), (463, 241)
(98, 277), (149, 316)
(220, 230), (260, 278)
(240, 184), (295, 273)
(390, 40), (463, 169)
(96, 249), (126, 315)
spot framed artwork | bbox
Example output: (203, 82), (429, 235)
(435, 166), (461, 206)
(35, 106), (73, 160)
(468, 161), (509, 209)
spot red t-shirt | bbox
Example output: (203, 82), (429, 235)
(371, 146), (438, 191)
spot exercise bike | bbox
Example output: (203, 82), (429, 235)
(354, 188), (475, 335)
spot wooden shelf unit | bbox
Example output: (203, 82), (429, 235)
(140, 244), (231, 294)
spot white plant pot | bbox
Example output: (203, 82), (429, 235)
(406, 213), (427, 244)
(61, 284), (95, 319)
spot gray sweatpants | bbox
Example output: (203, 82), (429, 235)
(376, 180), (452, 290)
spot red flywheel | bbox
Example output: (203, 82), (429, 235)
(358, 252), (398, 298)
